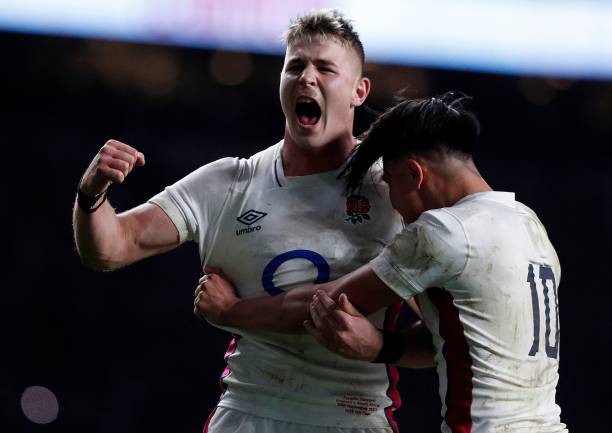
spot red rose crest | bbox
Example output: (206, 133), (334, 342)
(345, 195), (371, 224)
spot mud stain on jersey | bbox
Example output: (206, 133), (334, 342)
(255, 363), (288, 385)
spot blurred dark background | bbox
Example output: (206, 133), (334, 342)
(2, 29), (611, 432)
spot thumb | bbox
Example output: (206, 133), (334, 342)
(339, 293), (362, 317)
(136, 151), (146, 166)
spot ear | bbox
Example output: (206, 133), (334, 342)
(352, 76), (371, 107)
(404, 159), (425, 190)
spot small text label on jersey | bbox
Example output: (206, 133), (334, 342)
(236, 209), (267, 236)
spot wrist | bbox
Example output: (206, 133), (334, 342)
(78, 174), (109, 197)
(365, 330), (384, 361)
(77, 188), (108, 213)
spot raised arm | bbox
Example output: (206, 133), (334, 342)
(73, 139), (180, 271)
(194, 264), (403, 333)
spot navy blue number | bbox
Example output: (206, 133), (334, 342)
(262, 250), (330, 296)
(527, 264), (560, 359)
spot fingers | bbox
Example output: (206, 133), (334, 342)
(193, 286), (204, 304)
(101, 143), (140, 179)
(193, 283), (207, 319)
(338, 293), (363, 317)
(200, 269), (238, 298)
(306, 292), (379, 361)
(193, 291), (200, 307)
(316, 291), (343, 313)
(193, 295), (202, 317)
(135, 151), (145, 166)
(305, 312), (351, 358)
(94, 165), (128, 185)
(310, 292), (341, 330)
(106, 139), (144, 162)
(80, 139), (145, 195)
(204, 266), (233, 284)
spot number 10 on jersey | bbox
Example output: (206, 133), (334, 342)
(527, 263), (560, 359)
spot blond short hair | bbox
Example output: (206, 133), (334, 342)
(282, 9), (365, 68)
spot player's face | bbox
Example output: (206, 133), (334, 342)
(280, 36), (368, 150)
(382, 157), (425, 223)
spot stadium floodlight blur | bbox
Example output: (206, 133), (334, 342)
(0, 0), (610, 79)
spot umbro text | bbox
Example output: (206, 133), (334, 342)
(236, 225), (262, 236)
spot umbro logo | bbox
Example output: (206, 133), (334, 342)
(237, 210), (267, 225)
(236, 209), (267, 236)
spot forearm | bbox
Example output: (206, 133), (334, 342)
(221, 285), (317, 333)
(73, 198), (133, 270)
(396, 321), (435, 368)
(215, 265), (399, 333)
(73, 198), (180, 270)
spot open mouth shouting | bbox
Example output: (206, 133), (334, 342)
(295, 97), (321, 128)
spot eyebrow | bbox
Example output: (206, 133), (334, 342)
(285, 58), (304, 67)
(314, 59), (338, 68)
(285, 57), (338, 68)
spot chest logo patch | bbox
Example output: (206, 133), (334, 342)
(236, 209), (267, 236)
(236, 210), (267, 225)
(345, 195), (371, 224)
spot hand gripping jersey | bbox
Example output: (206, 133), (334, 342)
(149, 142), (403, 430)
(371, 192), (567, 433)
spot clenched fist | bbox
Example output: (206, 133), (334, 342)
(194, 271), (240, 325)
(79, 139), (145, 196)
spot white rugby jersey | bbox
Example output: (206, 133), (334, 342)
(371, 192), (567, 433)
(150, 142), (404, 429)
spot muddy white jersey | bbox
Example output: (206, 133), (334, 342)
(371, 192), (567, 433)
(149, 142), (404, 429)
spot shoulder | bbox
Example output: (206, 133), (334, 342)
(381, 209), (470, 284)
(195, 156), (242, 180)
(165, 157), (241, 195)
(381, 208), (469, 273)
(370, 207), (469, 297)
(239, 142), (278, 175)
(411, 209), (469, 261)
(178, 143), (278, 188)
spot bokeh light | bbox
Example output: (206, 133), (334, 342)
(21, 385), (59, 424)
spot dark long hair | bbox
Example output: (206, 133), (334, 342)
(344, 91), (481, 192)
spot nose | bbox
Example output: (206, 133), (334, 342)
(298, 64), (317, 86)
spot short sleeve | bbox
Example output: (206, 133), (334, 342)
(148, 157), (240, 244)
(370, 209), (469, 299)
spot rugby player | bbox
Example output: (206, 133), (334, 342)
(74, 9), (406, 433)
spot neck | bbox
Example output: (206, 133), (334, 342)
(281, 132), (356, 176)
(428, 160), (492, 208)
